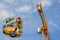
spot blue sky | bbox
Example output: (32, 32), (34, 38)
(0, 0), (60, 40)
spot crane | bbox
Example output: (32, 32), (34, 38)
(37, 3), (50, 40)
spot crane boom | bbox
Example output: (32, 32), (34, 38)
(37, 3), (50, 40)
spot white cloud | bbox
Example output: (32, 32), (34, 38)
(16, 5), (32, 13)
(41, 0), (52, 7)
(16, 0), (52, 13)
(3, 0), (15, 3)
(48, 20), (60, 30)
(49, 21), (58, 27)
(0, 3), (6, 9)
(0, 9), (15, 19)
(21, 0), (30, 2)
(0, 3), (14, 19)
(57, 0), (60, 3)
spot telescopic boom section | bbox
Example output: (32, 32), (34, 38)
(37, 3), (47, 28)
(37, 3), (50, 40)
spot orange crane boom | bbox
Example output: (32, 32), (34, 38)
(37, 3), (50, 40)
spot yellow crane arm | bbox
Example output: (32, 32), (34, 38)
(37, 3), (50, 40)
